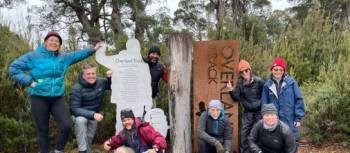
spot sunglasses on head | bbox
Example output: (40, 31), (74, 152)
(240, 69), (250, 74)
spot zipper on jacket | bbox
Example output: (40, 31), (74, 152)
(51, 58), (55, 96)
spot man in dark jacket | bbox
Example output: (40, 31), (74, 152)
(198, 100), (232, 153)
(248, 104), (296, 153)
(103, 109), (167, 153)
(70, 64), (112, 153)
(227, 60), (264, 153)
(143, 46), (167, 107)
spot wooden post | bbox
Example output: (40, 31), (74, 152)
(167, 33), (193, 153)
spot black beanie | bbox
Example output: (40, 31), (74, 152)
(148, 46), (161, 56)
(120, 109), (135, 120)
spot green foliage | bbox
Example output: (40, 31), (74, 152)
(174, 0), (208, 40)
(0, 24), (36, 152)
(277, 4), (348, 84)
(223, 2), (350, 144)
(241, 15), (269, 45)
(1, 0), (350, 151)
(0, 115), (36, 151)
(301, 55), (350, 143)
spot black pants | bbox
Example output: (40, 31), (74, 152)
(199, 139), (217, 153)
(29, 95), (73, 153)
(240, 111), (261, 153)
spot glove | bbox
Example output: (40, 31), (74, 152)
(214, 141), (225, 153)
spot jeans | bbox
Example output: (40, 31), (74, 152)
(72, 116), (97, 153)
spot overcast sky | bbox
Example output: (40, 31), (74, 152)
(0, 0), (294, 43)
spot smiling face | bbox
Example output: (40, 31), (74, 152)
(82, 67), (97, 84)
(122, 118), (135, 130)
(149, 52), (160, 63)
(44, 36), (61, 51)
(271, 66), (284, 80)
(263, 112), (278, 127)
(209, 107), (221, 119)
(240, 68), (251, 81)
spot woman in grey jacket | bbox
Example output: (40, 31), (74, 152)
(198, 100), (232, 153)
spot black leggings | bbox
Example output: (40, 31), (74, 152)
(29, 95), (73, 153)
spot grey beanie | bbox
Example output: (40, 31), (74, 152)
(261, 104), (278, 115)
(208, 99), (222, 109)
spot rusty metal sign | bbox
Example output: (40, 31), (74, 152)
(193, 40), (240, 153)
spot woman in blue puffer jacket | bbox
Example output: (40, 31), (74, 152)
(8, 31), (103, 153)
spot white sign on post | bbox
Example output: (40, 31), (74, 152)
(96, 39), (153, 132)
(96, 39), (168, 136)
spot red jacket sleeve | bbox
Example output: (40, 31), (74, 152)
(162, 64), (168, 83)
(109, 131), (126, 150)
(140, 123), (167, 150)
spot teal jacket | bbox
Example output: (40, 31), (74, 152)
(8, 44), (94, 97)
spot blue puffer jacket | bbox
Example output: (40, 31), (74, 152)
(8, 44), (94, 97)
(261, 74), (305, 139)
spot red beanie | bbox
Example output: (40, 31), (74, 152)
(238, 60), (251, 72)
(44, 31), (62, 45)
(270, 58), (286, 71)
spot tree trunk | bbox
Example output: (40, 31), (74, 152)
(129, 0), (146, 42)
(249, 22), (255, 51)
(68, 0), (105, 44)
(340, 3), (349, 30)
(167, 33), (193, 153)
(231, 0), (244, 30)
(111, 0), (123, 38)
(217, 0), (225, 39)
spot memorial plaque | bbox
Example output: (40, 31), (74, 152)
(193, 40), (240, 153)
(96, 39), (153, 132)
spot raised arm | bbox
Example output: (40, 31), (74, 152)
(228, 79), (242, 102)
(65, 48), (94, 65)
(95, 43), (114, 69)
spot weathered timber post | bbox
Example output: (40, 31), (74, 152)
(167, 33), (192, 153)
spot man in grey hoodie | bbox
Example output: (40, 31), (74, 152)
(198, 99), (232, 153)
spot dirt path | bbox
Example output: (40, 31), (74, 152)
(67, 143), (350, 153)
(298, 143), (350, 153)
